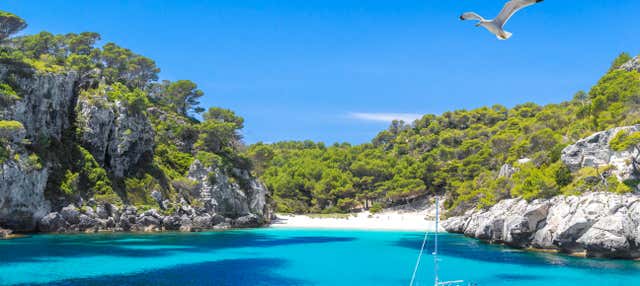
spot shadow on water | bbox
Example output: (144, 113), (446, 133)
(19, 258), (307, 286)
(0, 231), (356, 264)
(393, 233), (640, 273)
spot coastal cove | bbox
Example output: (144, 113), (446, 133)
(2, 229), (640, 286)
(3, 4), (640, 285)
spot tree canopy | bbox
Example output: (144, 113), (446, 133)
(249, 53), (640, 214)
(0, 11), (27, 41)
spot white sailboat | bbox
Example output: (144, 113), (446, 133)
(409, 197), (469, 286)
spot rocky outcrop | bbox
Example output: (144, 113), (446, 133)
(443, 192), (640, 259)
(0, 64), (76, 232)
(187, 160), (269, 219)
(34, 158), (271, 233)
(498, 163), (516, 178)
(0, 122), (50, 232)
(0, 62), (272, 234)
(76, 93), (154, 178)
(0, 65), (77, 141)
(37, 201), (262, 233)
(561, 125), (640, 183)
(619, 56), (640, 72)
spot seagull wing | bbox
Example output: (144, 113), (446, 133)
(494, 0), (542, 27)
(460, 12), (484, 21)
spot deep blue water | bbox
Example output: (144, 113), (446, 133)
(0, 228), (639, 285)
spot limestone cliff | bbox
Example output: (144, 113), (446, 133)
(0, 121), (49, 231)
(561, 125), (640, 184)
(445, 125), (640, 259)
(444, 192), (640, 259)
(76, 89), (155, 178)
(0, 62), (272, 234)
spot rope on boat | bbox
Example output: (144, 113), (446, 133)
(409, 228), (429, 286)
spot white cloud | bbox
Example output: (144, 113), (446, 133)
(348, 112), (422, 123)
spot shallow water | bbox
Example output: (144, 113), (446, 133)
(0, 228), (639, 285)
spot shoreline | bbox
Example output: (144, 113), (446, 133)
(269, 211), (437, 232)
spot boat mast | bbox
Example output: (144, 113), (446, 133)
(434, 197), (439, 286)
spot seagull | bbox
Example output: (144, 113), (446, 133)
(460, 0), (544, 40)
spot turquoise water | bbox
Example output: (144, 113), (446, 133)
(1, 229), (639, 285)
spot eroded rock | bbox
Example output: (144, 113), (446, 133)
(445, 192), (640, 259)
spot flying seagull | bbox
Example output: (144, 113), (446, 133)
(460, 0), (544, 40)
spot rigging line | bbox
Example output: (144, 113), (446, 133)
(409, 226), (430, 286)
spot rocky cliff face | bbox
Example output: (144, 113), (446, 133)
(0, 65), (72, 232)
(620, 57), (640, 72)
(76, 92), (155, 178)
(443, 192), (640, 259)
(445, 125), (640, 259)
(187, 160), (269, 218)
(0, 123), (50, 231)
(38, 159), (270, 233)
(0, 64), (272, 234)
(0, 65), (77, 141)
(561, 125), (640, 183)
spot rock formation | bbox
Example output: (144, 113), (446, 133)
(76, 91), (155, 177)
(620, 56), (640, 72)
(444, 192), (640, 259)
(561, 125), (640, 183)
(0, 121), (50, 231)
(0, 61), (272, 234)
(445, 125), (640, 259)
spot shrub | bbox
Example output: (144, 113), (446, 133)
(511, 163), (559, 201)
(26, 153), (42, 170)
(0, 83), (20, 106)
(610, 130), (640, 151)
(0, 120), (24, 131)
(124, 174), (158, 207)
(155, 144), (194, 176)
(60, 171), (79, 195)
(369, 202), (384, 214)
(195, 151), (223, 168)
(0, 140), (8, 164)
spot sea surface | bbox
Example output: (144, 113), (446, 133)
(1, 228), (639, 285)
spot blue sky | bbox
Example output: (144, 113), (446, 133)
(4, 0), (640, 144)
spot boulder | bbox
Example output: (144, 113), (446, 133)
(162, 215), (181, 231)
(192, 215), (213, 230)
(96, 205), (110, 219)
(78, 214), (97, 231)
(38, 212), (68, 232)
(179, 216), (193, 232)
(577, 212), (637, 258)
(233, 214), (262, 228)
(60, 205), (81, 225)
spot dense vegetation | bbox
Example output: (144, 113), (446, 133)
(0, 11), (251, 209)
(248, 53), (640, 215)
(2, 10), (638, 216)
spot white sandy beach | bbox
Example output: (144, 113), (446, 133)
(269, 199), (440, 231)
